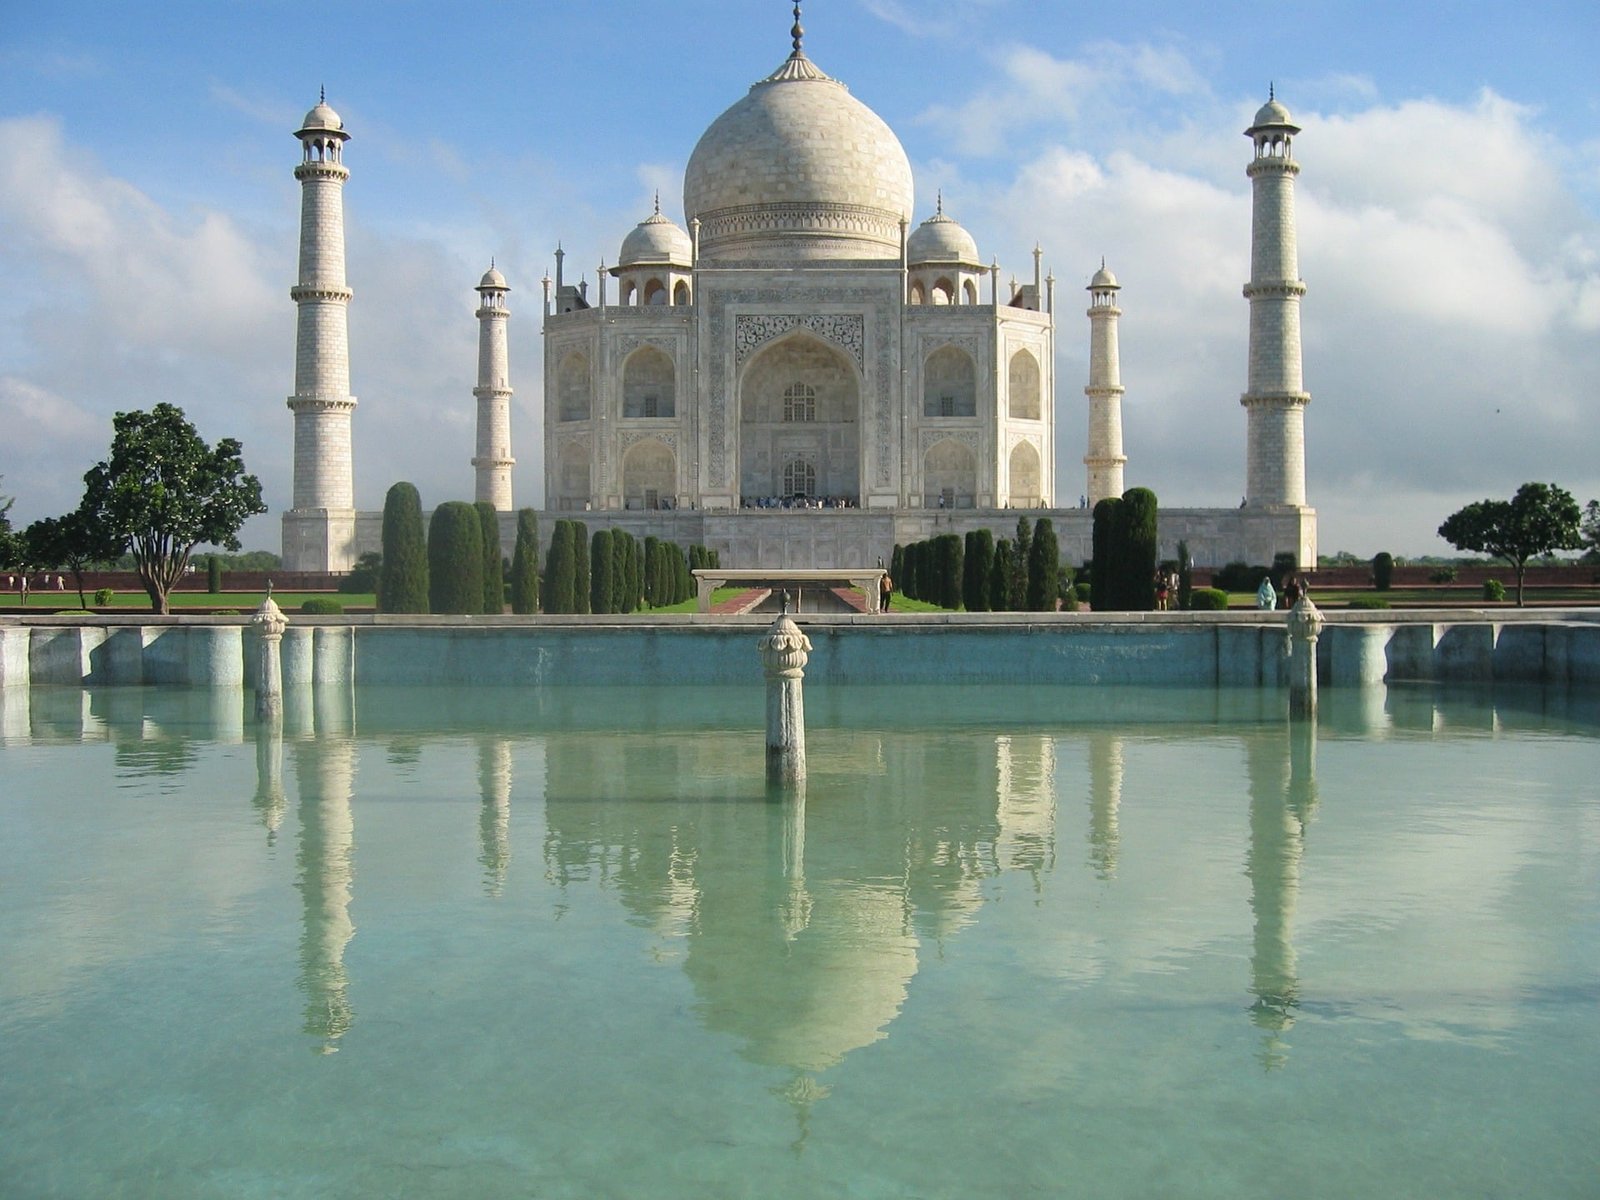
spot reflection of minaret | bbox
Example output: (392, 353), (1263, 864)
(252, 716), (286, 845)
(478, 738), (513, 895)
(1244, 724), (1316, 1070)
(294, 736), (358, 1053)
(1087, 732), (1124, 879)
(995, 734), (1057, 885)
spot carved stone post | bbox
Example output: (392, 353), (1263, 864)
(1286, 594), (1323, 720)
(253, 589), (288, 719)
(758, 611), (812, 785)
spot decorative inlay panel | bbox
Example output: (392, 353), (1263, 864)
(734, 313), (864, 371)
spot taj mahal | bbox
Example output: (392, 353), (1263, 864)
(281, 7), (1315, 573)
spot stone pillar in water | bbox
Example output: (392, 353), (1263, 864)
(758, 609), (812, 785)
(252, 590), (288, 719)
(1287, 594), (1323, 719)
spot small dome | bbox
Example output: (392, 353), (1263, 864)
(478, 265), (508, 290)
(1090, 263), (1118, 289)
(1249, 96), (1296, 130)
(907, 206), (979, 267)
(619, 209), (693, 268)
(299, 100), (344, 134)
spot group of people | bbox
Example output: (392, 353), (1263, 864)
(7, 574), (68, 599)
(1255, 573), (1310, 610)
(743, 495), (857, 510)
(1153, 568), (1181, 610)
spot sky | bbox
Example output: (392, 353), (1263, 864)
(1, 0), (1597, 558)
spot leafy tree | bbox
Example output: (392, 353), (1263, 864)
(544, 520), (575, 613)
(340, 551), (382, 595)
(378, 482), (429, 613)
(0, 479), (16, 572)
(1116, 487), (1159, 610)
(1091, 496), (1121, 610)
(989, 539), (1012, 611)
(591, 529), (615, 614)
(23, 510), (123, 609)
(78, 403), (266, 613)
(1026, 517), (1060, 611)
(427, 501), (484, 614)
(475, 502), (503, 613)
(572, 521), (590, 614)
(1437, 482), (1583, 606)
(1580, 499), (1599, 564)
(510, 509), (540, 614)
(963, 529), (994, 612)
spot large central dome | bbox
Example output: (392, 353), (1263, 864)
(683, 49), (914, 263)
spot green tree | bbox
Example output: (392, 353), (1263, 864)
(1116, 487), (1159, 610)
(611, 530), (630, 613)
(340, 551), (381, 594)
(989, 539), (1012, 611)
(1437, 482), (1583, 606)
(1371, 551), (1394, 591)
(591, 529), (615, 614)
(1580, 500), (1599, 563)
(1091, 496), (1121, 610)
(643, 536), (660, 606)
(510, 509), (539, 614)
(0, 478), (17, 573)
(963, 529), (994, 612)
(475, 502), (503, 614)
(78, 403), (266, 614)
(378, 482), (429, 613)
(572, 521), (590, 613)
(1176, 538), (1194, 611)
(1009, 516), (1032, 610)
(630, 537), (644, 613)
(1026, 517), (1060, 611)
(427, 501), (484, 614)
(23, 510), (123, 609)
(544, 520), (575, 614)
(937, 533), (965, 610)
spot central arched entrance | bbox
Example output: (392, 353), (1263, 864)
(738, 332), (860, 505)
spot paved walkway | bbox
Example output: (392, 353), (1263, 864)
(708, 588), (770, 615)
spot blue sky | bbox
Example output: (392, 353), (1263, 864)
(2, 0), (1598, 557)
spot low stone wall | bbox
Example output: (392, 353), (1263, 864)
(2, 610), (1596, 691)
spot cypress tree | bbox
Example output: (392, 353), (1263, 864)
(629, 538), (643, 613)
(643, 536), (659, 606)
(1118, 487), (1159, 610)
(475, 502), (502, 613)
(572, 521), (590, 613)
(608, 529), (627, 613)
(207, 554), (222, 593)
(544, 520), (574, 613)
(903, 541), (921, 601)
(510, 508), (539, 614)
(1175, 537), (1193, 611)
(990, 539), (1012, 611)
(378, 481), (429, 613)
(1010, 515), (1032, 610)
(1091, 496), (1122, 610)
(964, 529), (994, 612)
(676, 545), (692, 603)
(1026, 517), (1060, 611)
(427, 501), (484, 615)
(937, 533), (964, 610)
(889, 544), (905, 596)
(590, 529), (615, 613)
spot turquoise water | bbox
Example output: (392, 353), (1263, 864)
(1, 683), (1596, 1199)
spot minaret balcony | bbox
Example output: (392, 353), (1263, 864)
(290, 285), (354, 303)
(1242, 281), (1307, 300)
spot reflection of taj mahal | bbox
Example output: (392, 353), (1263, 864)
(282, 7), (1315, 571)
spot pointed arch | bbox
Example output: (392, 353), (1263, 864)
(923, 344), (977, 417)
(556, 441), (591, 510)
(622, 438), (676, 509)
(923, 438), (976, 509)
(623, 346), (675, 418)
(558, 351), (591, 422)
(738, 331), (861, 504)
(1008, 348), (1041, 421)
(1008, 440), (1042, 507)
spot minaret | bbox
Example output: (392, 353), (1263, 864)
(1083, 261), (1127, 505)
(1241, 90), (1310, 507)
(286, 92), (357, 570)
(472, 264), (514, 510)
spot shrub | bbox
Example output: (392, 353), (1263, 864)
(1026, 518), (1060, 611)
(207, 554), (222, 594)
(475, 502), (503, 613)
(1189, 587), (1229, 610)
(989, 540), (1012, 611)
(1373, 551), (1394, 591)
(1116, 487), (1159, 610)
(1074, 581), (1091, 604)
(93, 587), (114, 606)
(1483, 578), (1506, 602)
(1213, 561), (1269, 594)
(963, 530), (994, 612)
(590, 529), (615, 613)
(544, 520), (575, 614)
(1428, 567), (1457, 584)
(378, 482), (429, 613)
(571, 522), (590, 613)
(1348, 595), (1390, 609)
(340, 551), (381, 594)
(510, 509), (539, 614)
(1270, 551), (1297, 589)
(301, 597), (343, 615)
(1091, 497), (1121, 610)
(427, 501), (485, 615)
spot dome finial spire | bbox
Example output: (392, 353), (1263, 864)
(1269, 81), (1275, 101)
(791, 2), (804, 56)
(320, 84), (325, 104)
(653, 189), (661, 215)
(936, 188), (943, 217)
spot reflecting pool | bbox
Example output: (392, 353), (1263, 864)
(2, 684), (1597, 1198)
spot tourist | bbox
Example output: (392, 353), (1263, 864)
(1256, 575), (1276, 610)
(880, 570), (893, 613)
(1154, 569), (1169, 611)
(1283, 574), (1301, 607)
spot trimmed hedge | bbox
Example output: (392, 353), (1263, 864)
(1373, 551), (1395, 591)
(378, 482), (429, 613)
(544, 520), (575, 614)
(963, 530), (994, 612)
(475, 502), (502, 614)
(1348, 595), (1390, 609)
(1116, 487), (1159, 610)
(428, 501), (485, 614)
(1091, 497), (1121, 610)
(590, 529), (615, 613)
(510, 509), (539, 614)
(572, 521), (590, 613)
(301, 597), (343, 615)
(1189, 587), (1229, 610)
(1026, 517), (1059, 611)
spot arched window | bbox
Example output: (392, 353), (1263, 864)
(909, 281), (925, 306)
(783, 382), (816, 423)
(962, 279), (977, 304)
(558, 352), (591, 422)
(643, 279), (667, 306)
(783, 458), (816, 498)
(673, 280), (690, 306)
(623, 347), (675, 418)
(622, 280), (637, 306)
(931, 278), (954, 305)
(923, 345), (977, 417)
(1008, 348), (1041, 421)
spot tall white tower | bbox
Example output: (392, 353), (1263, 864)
(284, 93), (357, 571)
(1241, 91), (1309, 507)
(472, 265), (514, 509)
(1083, 261), (1126, 505)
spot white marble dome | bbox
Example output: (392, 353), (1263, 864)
(619, 209), (693, 267)
(683, 50), (914, 262)
(478, 265), (507, 290)
(299, 100), (344, 134)
(1090, 263), (1118, 289)
(1250, 97), (1296, 129)
(907, 207), (980, 266)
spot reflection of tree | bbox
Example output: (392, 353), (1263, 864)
(478, 738), (512, 895)
(294, 736), (357, 1053)
(1086, 733), (1122, 880)
(1244, 721), (1318, 1070)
